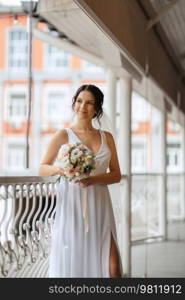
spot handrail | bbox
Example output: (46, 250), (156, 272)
(130, 172), (185, 176)
(0, 172), (183, 184)
(0, 175), (57, 184)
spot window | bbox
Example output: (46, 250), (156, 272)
(45, 45), (69, 69)
(83, 60), (103, 72)
(132, 143), (146, 170)
(44, 88), (72, 127)
(169, 121), (181, 132)
(132, 91), (151, 121)
(6, 144), (26, 169)
(167, 143), (181, 168)
(132, 121), (139, 131)
(46, 92), (65, 121)
(8, 28), (28, 69)
(7, 93), (27, 120)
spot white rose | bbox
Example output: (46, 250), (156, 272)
(60, 144), (70, 153)
(70, 157), (77, 164)
(64, 162), (73, 170)
(71, 149), (83, 158)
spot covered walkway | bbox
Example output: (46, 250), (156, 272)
(0, 0), (185, 278)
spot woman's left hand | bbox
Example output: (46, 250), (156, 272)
(75, 175), (95, 187)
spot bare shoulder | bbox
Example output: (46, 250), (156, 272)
(56, 128), (68, 139)
(51, 128), (68, 147)
(40, 128), (68, 165)
(103, 130), (114, 143)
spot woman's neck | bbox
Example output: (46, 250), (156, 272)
(72, 121), (94, 132)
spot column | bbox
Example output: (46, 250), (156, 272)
(118, 76), (132, 277)
(180, 121), (185, 220)
(32, 80), (42, 173)
(106, 69), (117, 134)
(158, 108), (167, 239)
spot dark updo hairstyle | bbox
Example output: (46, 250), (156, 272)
(72, 84), (104, 126)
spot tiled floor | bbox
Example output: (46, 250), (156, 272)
(131, 221), (185, 277)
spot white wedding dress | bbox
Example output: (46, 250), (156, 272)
(48, 128), (123, 277)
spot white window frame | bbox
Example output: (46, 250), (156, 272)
(167, 136), (182, 172)
(168, 120), (181, 132)
(3, 136), (26, 170)
(132, 91), (151, 122)
(7, 26), (28, 71)
(4, 85), (28, 122)
(82, 60), (103, 73)
(42, 84), (71, 125)
(44, 44), (70, 71)
(132, 136), (147, 173)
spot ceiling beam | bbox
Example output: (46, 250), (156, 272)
(139, 0), (184, 78)
(147, 0), (179, 30)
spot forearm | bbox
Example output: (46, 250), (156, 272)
(39, 164), (60, 176)
(92, 171), (121, 185)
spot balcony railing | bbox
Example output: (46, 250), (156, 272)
(131, 173), (161, 241)
(131, 172), (185, 242)
(0, 176), (57, 278)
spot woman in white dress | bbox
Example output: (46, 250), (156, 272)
(39, 84), (124, 278)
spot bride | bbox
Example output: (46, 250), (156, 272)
(39, 84), (124, 277)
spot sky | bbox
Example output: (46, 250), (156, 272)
(0, 0), (21, 5)
(0, 0), (38, 6)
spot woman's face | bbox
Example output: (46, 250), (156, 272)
(74, 90), (96, 120)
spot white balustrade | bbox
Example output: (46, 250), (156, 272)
(0, 176), (57, 278)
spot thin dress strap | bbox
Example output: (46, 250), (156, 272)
(65, 127), (71, 144)
(100, 130), (107, 145)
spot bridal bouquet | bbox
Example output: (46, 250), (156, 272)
(56, 142), (96, 182)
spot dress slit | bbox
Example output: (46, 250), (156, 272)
(101, 227), (124, 277)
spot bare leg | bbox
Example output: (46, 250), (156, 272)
(109, 233), (122, 278)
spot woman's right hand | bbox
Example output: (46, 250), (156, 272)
(56, 167), (64, 176)
(56, 167), (64, 175)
